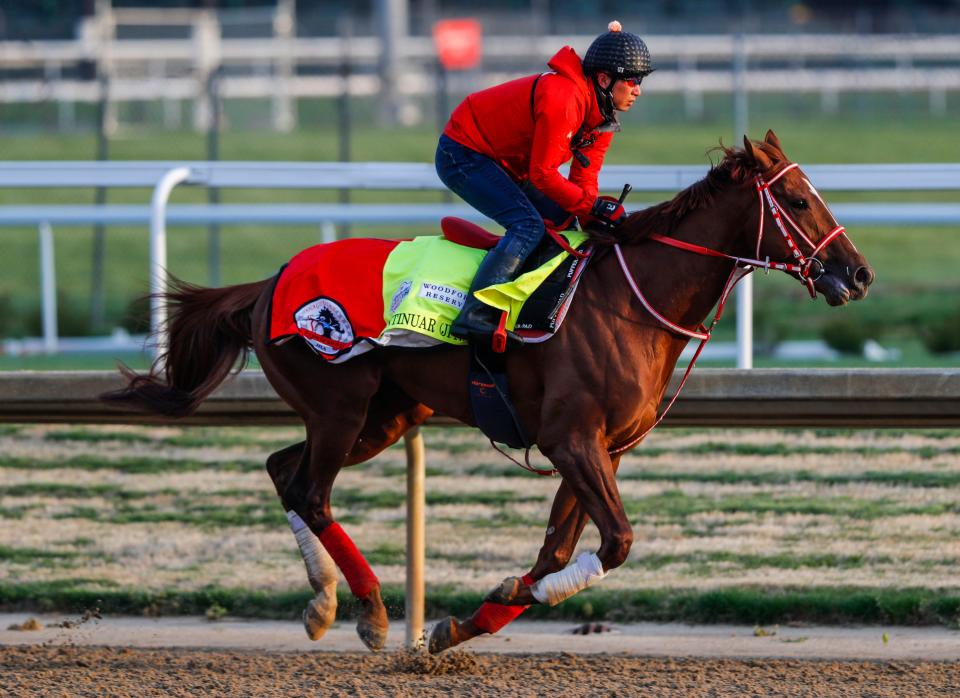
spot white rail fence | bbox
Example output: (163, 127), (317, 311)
(3, 20), (959, 129)
(1, 161), (959, 361)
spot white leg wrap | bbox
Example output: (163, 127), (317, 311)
(530, 552), (607, 606)
(287, 511), (338, 594)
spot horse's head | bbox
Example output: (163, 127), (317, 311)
(743, 130), (875, 306)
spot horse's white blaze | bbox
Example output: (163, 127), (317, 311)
(803, 176), (857, 254)
(803, 177), (828, 208)
(531, 552), (607, 606)
(803, 177), (860, 253)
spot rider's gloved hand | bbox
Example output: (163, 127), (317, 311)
(587, 196), (626, 229)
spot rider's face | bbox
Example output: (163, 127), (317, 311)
(597, 73), (642, 112)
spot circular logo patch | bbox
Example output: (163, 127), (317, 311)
(294, 297), (354, 355)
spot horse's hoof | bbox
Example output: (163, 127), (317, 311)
(428, 616), (464, 655)
(483, 576), (525, 605)
(302, 588), (337, 641)
(356, 589), (389, 652)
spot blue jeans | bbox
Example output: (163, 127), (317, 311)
(436, 134), (555, 260)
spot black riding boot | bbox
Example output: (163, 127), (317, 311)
(451, 245), (526, 341)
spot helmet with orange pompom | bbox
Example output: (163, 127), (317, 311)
(583, 21), (653, 121)
(583, 21), (654, 80)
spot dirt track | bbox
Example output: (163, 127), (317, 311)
(1, 645), (957, 697)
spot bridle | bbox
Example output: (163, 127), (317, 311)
(608, 161), (847, 455)
(641, 162), (846, 302)
(752, 162), (846, 298)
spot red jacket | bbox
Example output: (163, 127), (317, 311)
(443, 46), (613, 216)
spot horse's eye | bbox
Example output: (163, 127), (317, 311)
(791, 198), (809, 210)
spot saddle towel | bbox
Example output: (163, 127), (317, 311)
(268, 230), (589, 363)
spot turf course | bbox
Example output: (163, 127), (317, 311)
(1, 423), (959, 627)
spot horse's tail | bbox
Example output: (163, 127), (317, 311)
(101, 277), (270, 418)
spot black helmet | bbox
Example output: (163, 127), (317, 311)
(583, 21), (654, 79)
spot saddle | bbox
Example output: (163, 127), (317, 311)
(440, 217), (592, 451)
(441, 216), (590, 338)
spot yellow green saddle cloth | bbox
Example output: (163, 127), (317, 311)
(381, 231), (589, 346)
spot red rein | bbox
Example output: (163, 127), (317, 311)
(608, 161), (847, 455)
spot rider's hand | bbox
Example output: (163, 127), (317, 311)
(588, 196), (626, 228)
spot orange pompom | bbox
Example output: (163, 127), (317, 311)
(607, 20), (622, 32)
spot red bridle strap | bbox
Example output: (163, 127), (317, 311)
(647, 234), (806, 276)
(608, 159), (847, 456)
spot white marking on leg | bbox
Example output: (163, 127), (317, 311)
(530, 552), (607, 606)
(288, 511), (338, 638)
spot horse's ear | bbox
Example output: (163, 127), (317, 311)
(743, 135), (773, 170)
(764, 129), (784, 155)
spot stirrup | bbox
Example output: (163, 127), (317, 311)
(492, 311), (523, 353)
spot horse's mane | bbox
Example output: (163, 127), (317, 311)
(586, 140), (782, 247)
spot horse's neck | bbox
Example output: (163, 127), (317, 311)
(613, 189), (754, 332)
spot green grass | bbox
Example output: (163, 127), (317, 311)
(334, 487), (543, 512)
(51, 501), (288, 529)
(0, 545), (80, 563)
(0, 483), (174, 499)
(621, 469), (960, 489)
(32, 484), (937, 530)
(0, 454), (263, 474)
(43, 429), (154, 444)
(622, 490), (958, 522)
(624, 551), (891, 572)
(1, 579), (957, 627)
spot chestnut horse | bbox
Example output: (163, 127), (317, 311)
(103, 131), (873, 653)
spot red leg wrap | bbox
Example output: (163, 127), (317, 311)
(318, 522), (379, 598)
(471, 573), (534, 634)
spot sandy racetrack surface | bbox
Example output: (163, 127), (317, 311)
(2, 645), (958, 697)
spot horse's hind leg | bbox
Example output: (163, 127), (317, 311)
(266, 441), (339, 640)
(260, 353), (388, 651)
(284, 427), (390, 651)
(262, 387), (429, 647)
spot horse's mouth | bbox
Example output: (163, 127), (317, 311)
(816, 272), (868, 307)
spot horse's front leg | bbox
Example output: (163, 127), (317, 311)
(488, 438), (631, 607)
(429, 455), (620, 653)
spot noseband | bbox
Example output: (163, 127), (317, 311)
(754, 162), (846, 297)
(608, 161), (847, 455)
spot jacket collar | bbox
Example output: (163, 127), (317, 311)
(547, 46), (613, 131)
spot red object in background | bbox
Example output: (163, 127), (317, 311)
(433, 18), (482, 71)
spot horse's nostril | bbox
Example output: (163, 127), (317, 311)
(854, 266), (875, 288)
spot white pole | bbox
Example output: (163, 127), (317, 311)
(150, 167), (193, 364)
(733, 32), (753, 369)
(736, 275), (753, 369)
(192, 10), (221, 131)
(38, 222), (58, 355)
(272, 0), (296, 132)
(404, 426), (426, 647)
(375, 0), (410, 126)
(321, 221), (337, 244)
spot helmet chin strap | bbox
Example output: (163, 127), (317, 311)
(590, 74), (616, 121)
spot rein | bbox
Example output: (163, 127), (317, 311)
(608, 161), (847, 456)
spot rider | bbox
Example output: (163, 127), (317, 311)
(436, 21), (654, 341)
